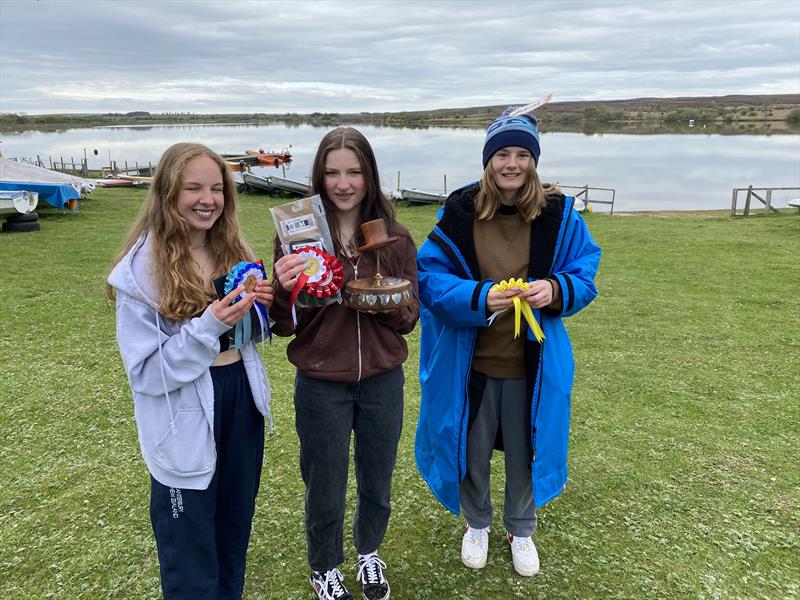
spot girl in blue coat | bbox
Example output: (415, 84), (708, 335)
(415, 106), (601, 576)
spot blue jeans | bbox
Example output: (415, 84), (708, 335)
(294, 366), (404, 572)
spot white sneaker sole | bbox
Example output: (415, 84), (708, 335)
(512, 561), (540, 576)
(461, 551), (487, 569)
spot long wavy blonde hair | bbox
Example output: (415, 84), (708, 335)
(107, 143), (252, 320)
(474, 157), (559, 222)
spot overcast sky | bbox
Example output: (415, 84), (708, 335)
(1, 0), (798, 115)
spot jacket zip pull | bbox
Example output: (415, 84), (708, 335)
(352, 258), (363, 381)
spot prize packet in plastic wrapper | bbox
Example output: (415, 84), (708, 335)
(270, 195), (342, 308)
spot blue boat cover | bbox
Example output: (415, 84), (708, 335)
(0, 181), (80, 209)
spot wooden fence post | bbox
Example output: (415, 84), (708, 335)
(744, 185), (753, 217)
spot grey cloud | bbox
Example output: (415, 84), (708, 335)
(1, 0), (797, 114)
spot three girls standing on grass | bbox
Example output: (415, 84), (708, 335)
(109, 112), (598, 597)
(415, 106), (601, 576)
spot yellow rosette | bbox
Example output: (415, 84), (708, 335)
(490, 278), (546, 342)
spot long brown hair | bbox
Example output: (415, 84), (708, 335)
(309, 127), (399, 265)
(106, 142), (252, 320)
(475, 158), (559, 222)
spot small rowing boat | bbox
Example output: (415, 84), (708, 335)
(400, 188), (447, 206)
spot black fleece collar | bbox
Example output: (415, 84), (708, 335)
(432, 183), (568, 281)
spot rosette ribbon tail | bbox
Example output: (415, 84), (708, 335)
(233, 310), (252, 351)
(255, 302), (272, 346)
(514, 295), (545, 342)
(289, 273), (310, 327)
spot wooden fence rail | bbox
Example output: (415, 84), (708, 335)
(730, 186), (800, 217)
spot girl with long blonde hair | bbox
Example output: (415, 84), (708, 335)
(107, 142), (273, 599)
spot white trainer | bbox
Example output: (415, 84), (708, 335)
(461, 526), (489, 569)
(507, 533), (540, 576)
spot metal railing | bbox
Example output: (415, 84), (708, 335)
(560, 184), (616, 214)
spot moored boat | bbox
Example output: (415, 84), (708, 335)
(225, 161), (249, 172)
(241, 172), (310, 197)
(118, 175), (153, 187)
(221, 153), (261, 165)
(0, 181), (80, 209)
(95, 178), (135, 188)
(400, 188), (447, 206)
(241, 171), (274, 194)
(268, 175), (310, 196)
(256, 154), (283, 167)
(0, 189), (38, 215)
(1, 157), (94, 196)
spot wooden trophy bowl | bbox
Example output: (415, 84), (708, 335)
(343, 276), (413, 312)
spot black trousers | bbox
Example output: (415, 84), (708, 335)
(149, 360), (265, 600)
(294, 366), (404, 572)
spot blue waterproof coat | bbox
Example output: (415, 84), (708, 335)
(415, 184), (601, 513)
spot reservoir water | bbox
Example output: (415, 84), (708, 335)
(2, 123), (798, 211)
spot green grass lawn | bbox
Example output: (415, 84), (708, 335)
(1, 189), (798, 599)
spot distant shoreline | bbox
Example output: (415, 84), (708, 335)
(2, 94), (798, 134)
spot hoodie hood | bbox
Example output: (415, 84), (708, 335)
(108, 234), (160, 309)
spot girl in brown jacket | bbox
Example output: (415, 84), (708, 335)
(271, 127), (419, 600)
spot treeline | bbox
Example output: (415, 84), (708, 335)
(0, 111), (271, 127)
(2, 95), (798, 132)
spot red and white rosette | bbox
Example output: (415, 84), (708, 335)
(289, 246), (343, 324)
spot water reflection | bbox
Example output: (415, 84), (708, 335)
(2, 124), (798, 211)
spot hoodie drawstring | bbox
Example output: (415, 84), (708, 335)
(155, 312), (178, 434)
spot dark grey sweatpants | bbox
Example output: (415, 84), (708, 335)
(294, 366), (404, 572)
(460, 373), (537, 537)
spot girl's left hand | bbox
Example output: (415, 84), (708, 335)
(253, 279), (274, 309)
(518, 279), (553, 308)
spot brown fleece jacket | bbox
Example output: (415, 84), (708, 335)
(270, 221), (420, 382)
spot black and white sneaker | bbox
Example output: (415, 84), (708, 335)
(310, 568), (355, 600)
(356, 552), (390, 600)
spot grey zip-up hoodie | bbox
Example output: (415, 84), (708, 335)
(108, 234), (271, 490)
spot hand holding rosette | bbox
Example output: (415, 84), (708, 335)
(215, 260), (272, 349)
(288, 246), (344, 324)
(487, 278), (545, 342)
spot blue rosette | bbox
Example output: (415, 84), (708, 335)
(223, 260), (272, 349)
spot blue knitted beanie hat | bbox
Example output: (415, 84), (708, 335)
(482, 94), (553, 168)
(482, 112), (541, 167)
